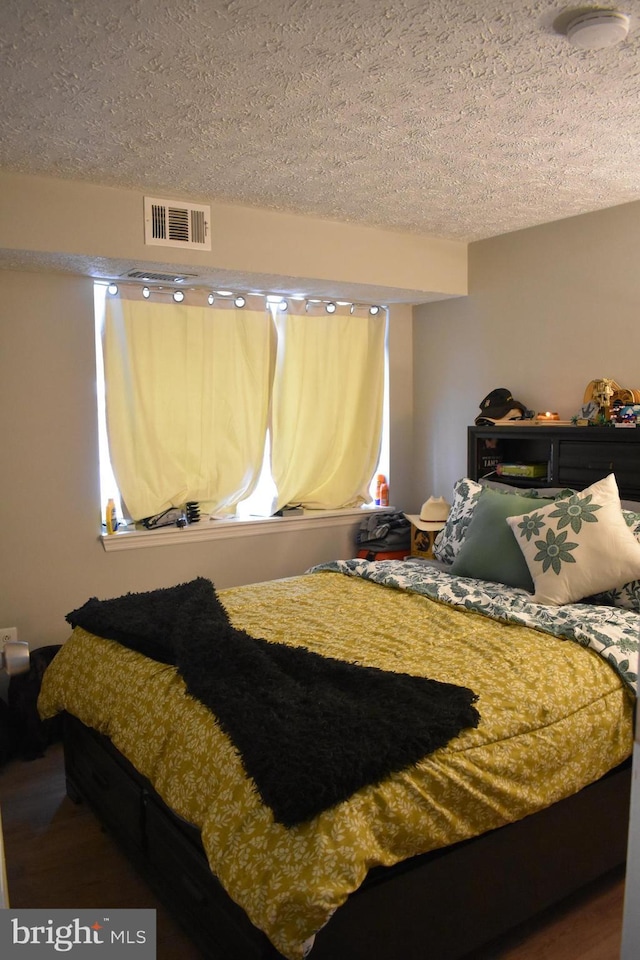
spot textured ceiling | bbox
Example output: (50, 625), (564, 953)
(1, 0), (640, 244)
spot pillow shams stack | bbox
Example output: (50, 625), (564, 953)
(505, 474), (640, 605)
(437, 474), (640, 606)
(433, 477), (568, 567)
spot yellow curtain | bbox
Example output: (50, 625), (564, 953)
(271, 304), (386, 510)
(103, 293), (274, 520)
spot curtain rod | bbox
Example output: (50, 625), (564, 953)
(98, 279), (385, 315)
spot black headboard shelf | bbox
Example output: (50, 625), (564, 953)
(468, 424), (640, 502)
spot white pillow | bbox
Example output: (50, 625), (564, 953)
(506, 474), (640, 606)
(590, 508), (640, 610)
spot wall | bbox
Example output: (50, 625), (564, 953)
(412, 200), (640, 503)
(0, 172), (467, 303)
(0, 271), (414, 653)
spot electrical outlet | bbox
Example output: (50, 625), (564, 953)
(0, 627), (18, 651)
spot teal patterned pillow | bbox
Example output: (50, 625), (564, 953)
(506, 474), (640, 605)
(433, 478), (483, 564)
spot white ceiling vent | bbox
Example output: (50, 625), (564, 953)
(124, 269), (199, 283)
(144, 196), (211, 251)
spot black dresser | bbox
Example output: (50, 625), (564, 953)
(468, 424), (640, 501)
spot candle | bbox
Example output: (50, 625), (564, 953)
(536, 411), (559, 421)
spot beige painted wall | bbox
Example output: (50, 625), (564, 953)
(0, 172), (467, 301)
(412, 200), (640, 504)
(0, 270), (413, 652)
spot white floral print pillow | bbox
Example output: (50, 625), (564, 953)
(506, 474), (640, 605)
(433, 478), (483, 563)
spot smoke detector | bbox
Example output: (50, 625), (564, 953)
(566, 10), (630, 49)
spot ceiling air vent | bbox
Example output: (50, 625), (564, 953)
(125, 270), (199, 283)
(144, 197), (211, 251)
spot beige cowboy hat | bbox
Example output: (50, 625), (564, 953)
(405, 496), (451, 532)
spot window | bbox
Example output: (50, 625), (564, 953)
(95, 283), (389, 531)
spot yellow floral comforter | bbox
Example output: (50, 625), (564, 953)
(38, 570), (634, 960)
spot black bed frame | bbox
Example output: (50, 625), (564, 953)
(63, 712), (631, 960)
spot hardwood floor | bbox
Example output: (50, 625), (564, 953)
(0, 742), (200, 959)
(0, 743), (627, 960)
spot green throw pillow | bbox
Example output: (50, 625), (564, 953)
(451, 487), (554, 590)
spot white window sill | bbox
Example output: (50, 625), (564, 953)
(100, 506), (395, 552)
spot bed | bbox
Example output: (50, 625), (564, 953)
(38, 473), (639, 960)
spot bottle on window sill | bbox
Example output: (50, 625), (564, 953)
(105, 499), (118, 535)
(375, 473), (387, 506)
(379, 480), (389, 507)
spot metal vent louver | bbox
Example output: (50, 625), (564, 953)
(144, 197), (211, 250)
(124, 270), (199, 283)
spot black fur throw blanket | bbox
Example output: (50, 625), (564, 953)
(66, 578), (480, 827)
